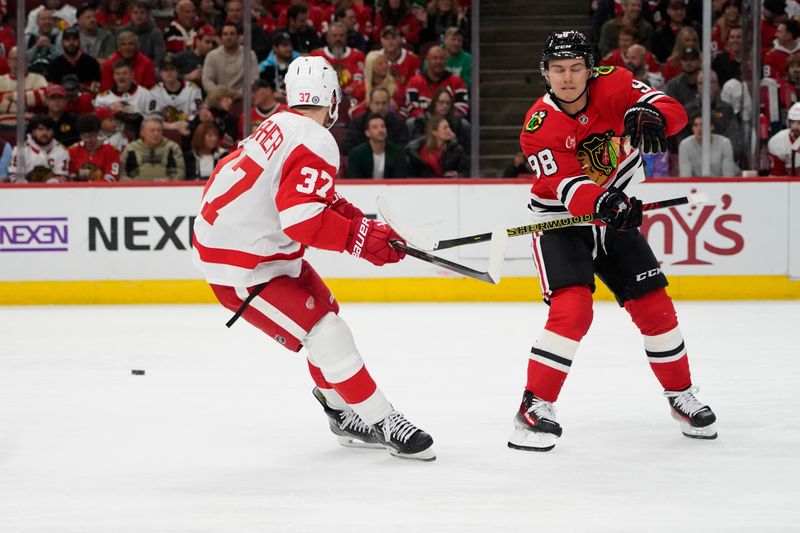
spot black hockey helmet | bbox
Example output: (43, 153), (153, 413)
(540, 30), (594, 76)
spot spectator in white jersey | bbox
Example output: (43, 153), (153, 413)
(8, 114), (71, 183)
(94, 59), (157, 135)
(151, 54), (202, 138)
(192, 56), (435, 461)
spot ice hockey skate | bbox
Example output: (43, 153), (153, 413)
(312, 387), (384, 449)
(664, 386), (718, 440)
(508, 390), (563, 452)
(372, 410), (436, 461)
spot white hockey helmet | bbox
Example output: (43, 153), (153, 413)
(284, 56), (341, 127)
(788, 102), (800, 125)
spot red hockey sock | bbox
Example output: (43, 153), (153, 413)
(527, 286), (593, 402)
(307, 360), (332, 389)
(625, 289), (692, 391)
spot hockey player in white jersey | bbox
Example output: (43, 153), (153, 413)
(768, 101), (800, 175)
(8, 114), (70, 183)
(192, 56), (435, 461)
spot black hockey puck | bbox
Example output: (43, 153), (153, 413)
(131, 369), (145, 375)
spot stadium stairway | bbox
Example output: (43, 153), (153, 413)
(479, 1), (592, 176)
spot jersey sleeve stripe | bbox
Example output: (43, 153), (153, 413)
(557, 175), (593, 205)
(193, 234), (304, 269)
(279, 202), (326, 229)
(639, 91), (666, 104)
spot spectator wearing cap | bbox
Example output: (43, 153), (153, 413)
(120, 114), (185, 181)
(117, 1), (166, 72)
(226, 0), (270, 60)
(310, 22), (365, 96)
(405, 45), (468, 119)
(762, 0), (787, 53)
(203, 22), (259, 98)
(25, 8), (63, 76)
(8, 114), (70, 183)
(0, 47), (48, 129)
(62, 74), (95, 114)
(598, 0), (653, 58)
(26, 0), (76, 34)
(69, 114), (121, 181)
(259, 30), (298, 97)
(47, 26), (102, 91)
(711, 0), (742, 55)
(346, 114), (408, 179)
(712, 24), (742, 85)
(151, 54), (201, 138)
(345, 86), (409, 151)
(184, 121), (228, 180)
(379, 26), (420, 87)
(76, 5), (116, 64)
(164, 0), (198, 54)
(101, 31), (157, 90)
(373, 0), (420, 48)
(174, 26), (217, 85)
(240, 78), (288, 136)
(45, 84), (79, 146)
(440, 27), (471, 90)
(764, 19), (800, 80)
(333, 5), (369, 54)
(96, 106), (128, 151)
(664, 46), (701, 106)
(652, 0), (701, 64)
(279, 4), (321, 54)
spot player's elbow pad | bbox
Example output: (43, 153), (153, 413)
(283, 208), (351, 252)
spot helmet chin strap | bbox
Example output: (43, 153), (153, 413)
(549, 84), (588, 105)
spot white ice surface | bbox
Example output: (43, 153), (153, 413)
(1, 301), (798, 532)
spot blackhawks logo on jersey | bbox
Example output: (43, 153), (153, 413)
(524, 110), (547, 133)
(594, 66), (616, 76)
(577, 130), (625, 185)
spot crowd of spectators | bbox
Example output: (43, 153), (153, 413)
(579, 0), (800, 177)
(0, 0), (472, 182)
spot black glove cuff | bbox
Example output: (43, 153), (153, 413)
(625, 101), (666, 124)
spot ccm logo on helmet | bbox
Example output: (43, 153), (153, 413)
(635, 268), (662, 281)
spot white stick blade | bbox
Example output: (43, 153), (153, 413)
(376, 196), (437, 251)
(485, 225), (509, 284)
(687, 192), (709, 205)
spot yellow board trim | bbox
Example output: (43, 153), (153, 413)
(0, 276), (799, 305)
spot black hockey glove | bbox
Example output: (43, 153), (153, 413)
(623, 102), (667, 154)
(595, 188), (643, 231)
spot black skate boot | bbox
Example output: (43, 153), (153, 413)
(372, 410), (435, 461)
(507, 390), (562, 452)
(664, 386), (718, 440)
(312, 387), (384, 449)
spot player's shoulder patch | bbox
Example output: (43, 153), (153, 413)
(592, 66), (616, 77)
(524, 109), (548, 134)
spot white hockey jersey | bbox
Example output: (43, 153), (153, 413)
(767, 128), (800, 175)
(192, 110), (341, 287)
(8, 136), (70, 183)
(93, 84), (157, 117)
(150, 81), (202, 121)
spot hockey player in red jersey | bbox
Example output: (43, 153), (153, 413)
(509, 31), (717, 452)
(193, 56), (435, 461)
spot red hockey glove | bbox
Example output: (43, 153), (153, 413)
(345, 217), (406, 266)
(330, 194), (365, 220)
(595, 188), (643, 231)
(623, 102), (667, 153)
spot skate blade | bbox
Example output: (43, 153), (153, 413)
(336, 435), (385, 449)
(671, 412), (718, 439)
(386, 446), (437, 462)
(507, 426), (557, 452)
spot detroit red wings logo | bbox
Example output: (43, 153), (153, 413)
(577, 130), (627, 185)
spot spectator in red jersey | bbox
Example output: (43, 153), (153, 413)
(310, 22), (365, 96)
(76, 5), (116, 65)
(351, 50), (404, 115)
(406, 115), (468, 177)
(48, 26), (101, 92)
(44, 84), (79, 146)
(373, 0), (421, 49)
(164, 0), (198, 53)
(250, 0), (277, 35)
(598, 0), (653, 57)
(711, 0), (741, 54)
(69, 114), (120, 181)
(100, 31), (157, 90)
(764, 19), (800, 80)
(405, 45), (468, 119)
(117, 0), (165, 70)
(348, 0), (374, 40)
(762, 0), (787, 53)
(661, 25), (699, 82)
(62, 74), (95, 114)
(652, 0), (701, 63)
(379, 25), (420, 87)
(0, 47), (48, 129)
(197, 0), (224, 30)
(226, 0), (270, 60)
(712, 24), (742, 85)
(239, 77), (287, 136)
(95, 0), (131, 33)
(184, 121), (227, 180)
(276, 0), (327, 34)
(407, 86), (470, 152)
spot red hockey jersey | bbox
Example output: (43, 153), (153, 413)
(519, 66), (686, 222)
(309, 47), (365, 90)
(68, 141), (120, 181)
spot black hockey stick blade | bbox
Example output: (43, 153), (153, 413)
(382, 193), (708, 252)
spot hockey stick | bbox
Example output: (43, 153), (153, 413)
(378, 193), (708, 252)
(388, 225), (508, 284)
